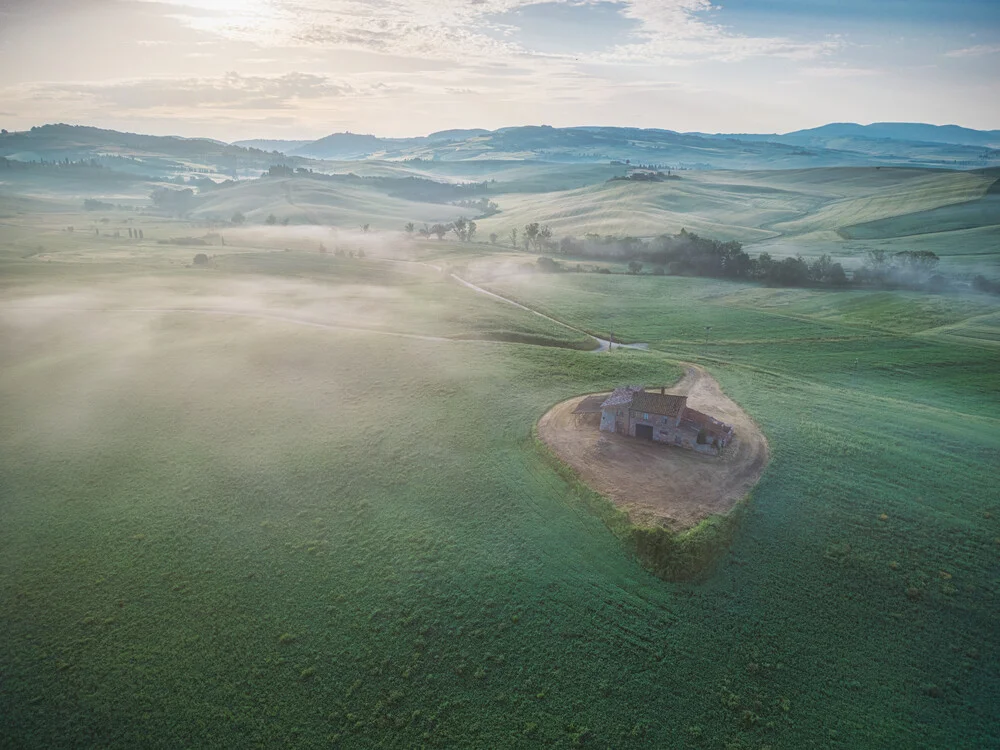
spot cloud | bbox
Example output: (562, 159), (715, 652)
(944, 44), (1000, 58)
(133, 0), (840, 66)
(801, 66), (880, 78)
(9, 72), (379, 113)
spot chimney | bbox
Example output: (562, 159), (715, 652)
(660, 387), (665, 395)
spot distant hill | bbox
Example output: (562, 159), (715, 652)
(0, 123), (313, 178)
(781, 122), (1000, 148)
(291, 132), (391, 159)
(232, 139), (311, 153)
(4, 122), (1000, 175)
(229, 123), (1000, 168)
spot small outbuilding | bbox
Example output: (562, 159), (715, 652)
(599, 385), (734, 455)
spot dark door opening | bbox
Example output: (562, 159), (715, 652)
(635, 424), (654, 440)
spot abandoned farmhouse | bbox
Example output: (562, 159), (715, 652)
(599, 385), (734, 455)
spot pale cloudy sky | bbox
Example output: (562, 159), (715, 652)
(0, 0), (997, 140)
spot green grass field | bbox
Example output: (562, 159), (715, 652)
(4, 161), (999, 278)
(2, 191), (999, 748)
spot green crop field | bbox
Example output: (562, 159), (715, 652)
(2, 184), (999, 750)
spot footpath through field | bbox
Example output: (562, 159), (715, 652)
(446, 271), (648, 353)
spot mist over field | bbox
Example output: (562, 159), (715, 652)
(2, 1), (999, 748)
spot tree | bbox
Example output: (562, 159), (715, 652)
(431, 223), (448, 240)
(894, 250), (939, 273)
(265, 214), (277, 225)
(361, 223), (370, 233)
(193, 253), (209, 266)
(865, 248), (888, 272)
(452, 217), (469, 241)
(524, 223), (540, 250)
(231, 211), (246, 225)
(627, 260), (643, 275)
(808, 254), (835, 284)
(537, 257), (560, 273)
(828, 262), (848, 286)
(509, 227), (518, 248)
(538, 225), (552, 249)
(972, 275), (1000, 294)
(489, 232), (498, 245)
(466, 220), (477, 243)
(772, 255), (810, 286)
(404, 222), (415, 235)
(150, 187), (195, 217)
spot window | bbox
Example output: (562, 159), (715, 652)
(643, 413), (649, 420)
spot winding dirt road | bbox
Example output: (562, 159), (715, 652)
(538, 365), (769, 530)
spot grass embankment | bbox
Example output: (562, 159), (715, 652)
(533, 430), (748, 582)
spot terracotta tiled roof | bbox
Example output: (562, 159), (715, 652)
(629, 391), (688, 417)
(681, 407), (734, 437)
(600, 385), (644, 409)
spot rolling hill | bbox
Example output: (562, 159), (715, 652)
(5, 122), (1000, 175)
(0, 124), (314, 179)
(229, 123), (1000, 169)
(191, 176), (470, 229)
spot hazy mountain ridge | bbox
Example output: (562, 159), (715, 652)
(233, 122), (999, 168)
(3, 122), (999, 178)
(0, 123), (316, 178)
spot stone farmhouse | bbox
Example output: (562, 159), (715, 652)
(599, 385), (734, 455)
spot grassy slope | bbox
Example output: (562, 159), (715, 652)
(476, 177), (806, 241)
(474, 168), (998, 270)
(191, 176), (470, 229)
(766, 170), (993, 235)
(6, 163), (998, 276)
(840, 195), (1000, 240)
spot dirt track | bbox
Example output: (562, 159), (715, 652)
(537, 365), (769, 530)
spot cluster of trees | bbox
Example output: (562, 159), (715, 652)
(452, 197), (499, 216)
(514, 223), (554, 251)
(83, 199), (115, 211)
(850, 249), (942, 288)
(608, 171), (680, 183)
(331, 247), (365, 259)
(533, 228), (978, 292)
(150, 187), (196, 216)
(404, 218), (478, 242)
(548, 229), (856, 287)
(2, 156), (107, 170)
(972, 275), (1000, 295)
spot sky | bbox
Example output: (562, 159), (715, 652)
(0, 0), (998, 141)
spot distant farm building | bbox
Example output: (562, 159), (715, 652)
(599, 386), (734, 455)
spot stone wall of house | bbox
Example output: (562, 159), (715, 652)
(601, 404), (729, 456)
(599, 408), (616, 433)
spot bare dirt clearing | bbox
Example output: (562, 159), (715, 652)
(538, 365), (769, 530)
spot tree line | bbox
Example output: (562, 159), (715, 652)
(404, 218), (478, 242)
(528, 229), (988, 293)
